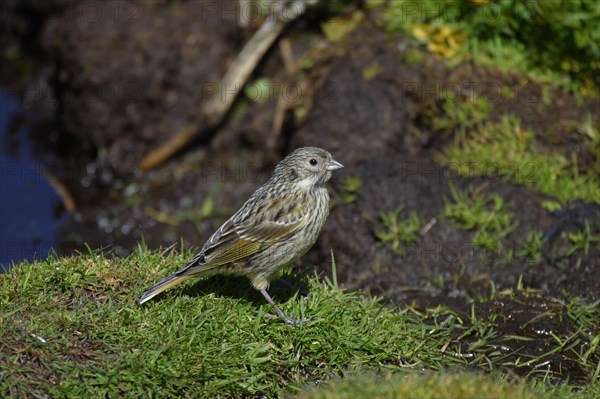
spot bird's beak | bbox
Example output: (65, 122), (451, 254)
(325, 159), (344, 171)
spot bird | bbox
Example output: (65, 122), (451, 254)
(139, 147), (343, 324)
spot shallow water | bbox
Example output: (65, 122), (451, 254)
(0, 88), (62, 271)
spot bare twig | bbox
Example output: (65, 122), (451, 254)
(271, 38), (298, 142)
(279, 38), (297, 77)
(138, 0), (311, 171)
(44, 168), (76, 211)
(138, 123), (199, 171)
(420, 217), (437, 236)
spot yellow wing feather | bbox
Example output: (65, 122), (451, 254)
(200, 196), (306, 266)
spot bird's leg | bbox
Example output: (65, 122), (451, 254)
(259, 288), (310, 324)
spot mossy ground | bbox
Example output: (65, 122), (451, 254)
(1, 249), (598, 398)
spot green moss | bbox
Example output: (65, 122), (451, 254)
(244, 77), (272, 104)
(374, 206), (422, 255)
(299, 372), (550, 399)
(568, 220), (600, 256)
(432, 96), (492, 136)
(1, 250), (598, 397)
(439, 115), (600, 204)
(0, 250), (450, 398)
(441, 185), (517, 252)
(518, 230), (545, 265)
(403, 47), (425, 65)
(331, 176), (364, 209)
(321, 10), (364, 42)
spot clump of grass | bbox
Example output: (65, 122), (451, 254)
(441, 185), (517, 252)
(331, 176), (363, 208)
(433, 96), (492, 137)
(579, 113), (600, 170)
(374, 206), (421, 255)
(518, 230), (545, 265)
(567, 220), (600, 256)
(438, 115), (600, 204)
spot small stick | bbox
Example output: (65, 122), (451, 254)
(138, 0), (311, 171)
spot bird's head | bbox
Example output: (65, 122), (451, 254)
(274, 147), (343, 189)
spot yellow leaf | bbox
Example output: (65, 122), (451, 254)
(362, 63), (384, 81)
(411, 23), (429, 41)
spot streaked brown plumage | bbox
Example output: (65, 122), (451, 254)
(139, 147), (343, 323)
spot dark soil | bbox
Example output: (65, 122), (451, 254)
(1, 0), (598, 384)
(290, 21), (600, 303)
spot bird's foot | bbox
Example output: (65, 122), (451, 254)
(259, 288), (310, 324)
(263, 312), (311, 324)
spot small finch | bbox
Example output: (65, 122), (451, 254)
(140, 147), (343, 323)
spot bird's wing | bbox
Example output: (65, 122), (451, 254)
(198, 194), (308, 267)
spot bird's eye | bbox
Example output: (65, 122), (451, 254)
(309, 159), (318, 166)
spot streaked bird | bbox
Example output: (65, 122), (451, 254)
(140, 147), (343, 323)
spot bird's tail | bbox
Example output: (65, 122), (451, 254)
(139, 273), (193, 304)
